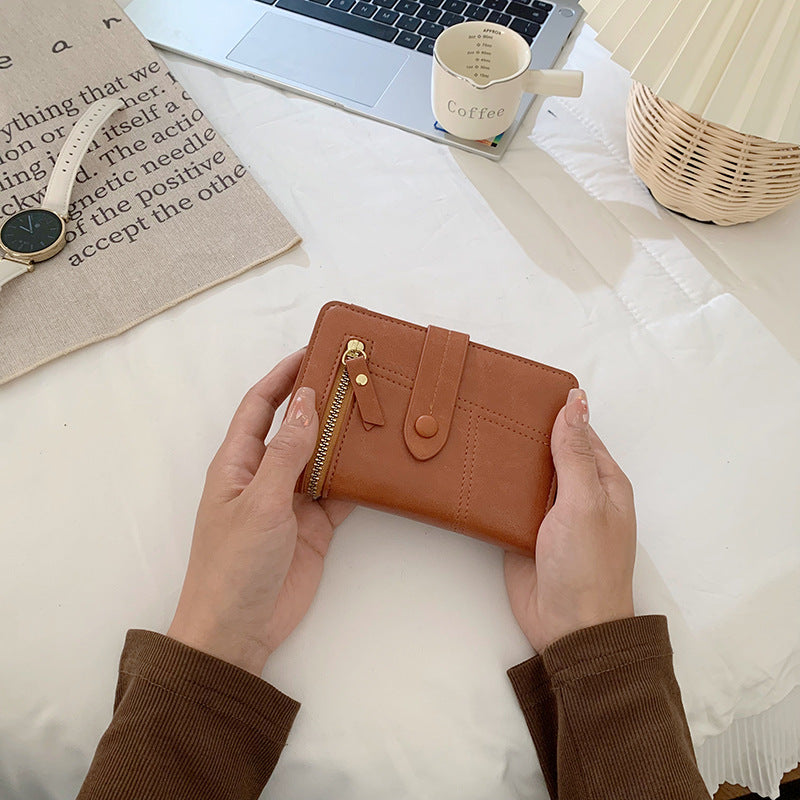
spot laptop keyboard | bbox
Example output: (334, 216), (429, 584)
(256, 0), (553, 56)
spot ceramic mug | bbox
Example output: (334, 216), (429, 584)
(432, 21), (583, 141)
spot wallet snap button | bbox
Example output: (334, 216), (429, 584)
(415, 415), (439, 438)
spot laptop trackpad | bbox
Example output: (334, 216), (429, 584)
(228, 12), (408, 107)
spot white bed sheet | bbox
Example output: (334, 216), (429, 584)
(1, 19), (799, 800)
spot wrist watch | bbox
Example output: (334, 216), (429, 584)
(0, 97), (123, 291)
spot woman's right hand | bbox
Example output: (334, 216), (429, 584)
(504, 389), (637, 653)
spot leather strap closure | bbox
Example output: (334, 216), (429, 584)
(404, 325), (469, 461)
(346, 355), (385, 429)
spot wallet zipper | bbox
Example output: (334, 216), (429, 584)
(306, 339), (366, 499)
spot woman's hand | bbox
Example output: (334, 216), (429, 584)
(505, 389), (636, 653)
(168, 350), (354, 675)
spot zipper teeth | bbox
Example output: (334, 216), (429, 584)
(307, 368), (351, 499)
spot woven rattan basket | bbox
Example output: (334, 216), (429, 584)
(626, 82), (800, 226)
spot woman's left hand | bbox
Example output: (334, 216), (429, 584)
(168, 350), (354, 675)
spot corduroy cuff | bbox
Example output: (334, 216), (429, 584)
(506, 655), (552, 711)
(120, 629), (300, 744)
(541, 615), (673, 687)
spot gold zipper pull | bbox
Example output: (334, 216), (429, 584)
(342, 339), (366, 363)
(343, 340), (384, 429)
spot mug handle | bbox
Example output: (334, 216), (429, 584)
(522, 69), (584, 98)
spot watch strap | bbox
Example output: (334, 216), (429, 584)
(42, 97), (124, 217)
(0, 256), (30, 291)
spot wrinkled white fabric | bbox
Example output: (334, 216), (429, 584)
(1, 18), (799, 800)
(698, 684), (800, 799)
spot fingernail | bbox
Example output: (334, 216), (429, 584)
(565, 388), (589, 429)
(287, 387), (316, 427)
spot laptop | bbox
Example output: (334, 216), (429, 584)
(126, 0), (583, 160)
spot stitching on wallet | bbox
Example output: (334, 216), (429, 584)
(462, 412), (478, 528)
(372, 362), (413, 387)
(296, 305), (338, 393)
(477, 413), (550, 447)
(345, 305), (427, 335)
(455, 409), (473, 532)
(459, 397), (550, 441)
(369, 369), (412, 392)
(470, 342), (574, 380)
(428, 330), (451, 415)
(329, 305), (575, 382)
(370, 363), (553, 443)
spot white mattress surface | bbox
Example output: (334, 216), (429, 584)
(1, 19), (799, 800)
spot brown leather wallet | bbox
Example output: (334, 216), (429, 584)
(289, 302), (578, 557)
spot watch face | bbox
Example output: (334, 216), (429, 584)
(0, 209), (64, 254)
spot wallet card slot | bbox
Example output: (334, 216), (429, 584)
(461, 414), (549, 553)
(369, 361), (551, 444)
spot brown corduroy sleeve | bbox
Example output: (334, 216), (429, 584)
(508, 615), (711, 800)
(77, 629), (300, 800)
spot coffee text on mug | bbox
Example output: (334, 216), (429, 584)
(447, 100), (505, 119)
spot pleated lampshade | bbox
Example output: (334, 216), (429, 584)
(581, 0), (800, 145)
